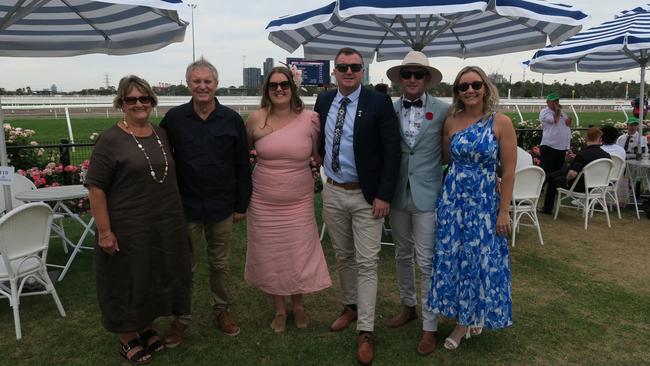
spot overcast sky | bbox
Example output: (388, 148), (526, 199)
(0, 0), (645, 92)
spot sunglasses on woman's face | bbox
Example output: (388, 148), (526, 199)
(123, 96), (153, 105)
(268, 81), (291, 90)
(457, 81), (484, 92)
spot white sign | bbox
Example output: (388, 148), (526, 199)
(0, 166), (15, 185)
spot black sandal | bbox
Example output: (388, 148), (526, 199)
(139, 329), (165, 353)
(119, 338), (151, 365)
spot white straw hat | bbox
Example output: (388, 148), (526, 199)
(386, 50), (442, 88)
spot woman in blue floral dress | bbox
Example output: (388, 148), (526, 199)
(427, 66), (517, 350)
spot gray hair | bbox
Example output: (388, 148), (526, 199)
(185, 57), (219, 83)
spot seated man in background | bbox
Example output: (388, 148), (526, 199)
(540, 127), (611, 214)
(600, 125), (626, 160)
(616, 117), (648, 157)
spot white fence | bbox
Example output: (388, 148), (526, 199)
(1, 95), (632, 144)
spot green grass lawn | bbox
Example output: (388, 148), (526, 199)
(0, 194), (649, 365)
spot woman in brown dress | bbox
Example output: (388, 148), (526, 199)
(86, 75), (191, 364)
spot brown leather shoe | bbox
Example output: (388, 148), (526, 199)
(416, 331), (437, 356)
(357, 333), (374, 366)
(329, 306), (358, 332)
(163, 320), (188, 349)
(215, 310), (240, 336)
(386, 305), (417, 328)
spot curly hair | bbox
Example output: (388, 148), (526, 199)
(260, 66), (304, 129)
(449, 66), (499, 120)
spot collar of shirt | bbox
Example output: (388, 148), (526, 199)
(335, 85), (362, 106)
(184, 97), (223, 120)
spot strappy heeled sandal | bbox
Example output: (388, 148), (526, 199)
(138, 329), (165, 353)
(444, 326), (472, 350)
(120, 338), (151, 365)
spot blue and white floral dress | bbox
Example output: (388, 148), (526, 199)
(427, 114), (512, 329)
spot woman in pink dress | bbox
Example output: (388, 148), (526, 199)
(245, 66), (331, 334)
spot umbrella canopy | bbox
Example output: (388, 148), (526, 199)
(0, 0), (187, 57)
(266, 0), (589, 62)
(525, 4), (650, 134)
(0, 0), (188, 210)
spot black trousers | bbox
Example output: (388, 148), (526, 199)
(539, 145), (566, 175)
(542, 169), (568, 212)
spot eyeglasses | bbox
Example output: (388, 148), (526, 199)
(457, 81), (484, 92)
(123, 96), (153, 105)
(399, 70), (428, 80)
(268, 81), (291, 90)
(335, 63), (363, 73)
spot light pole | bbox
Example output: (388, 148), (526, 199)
(187, 3), (197, 62)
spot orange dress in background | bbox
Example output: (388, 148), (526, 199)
(245, 110), (331, 295)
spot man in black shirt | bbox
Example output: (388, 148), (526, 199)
(160, 58), (252, 343)
(541, 127), (610, 214)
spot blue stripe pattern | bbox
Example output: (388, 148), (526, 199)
(266, 0), (588, 62)
(526, 5), (650, 73)
(0, 0), (187, 57)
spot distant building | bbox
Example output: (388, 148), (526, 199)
(263, 58), (274, 79)
(488, 72), (508, 84)
(243, 67), (262, 88)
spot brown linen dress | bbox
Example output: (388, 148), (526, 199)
(86, 124), (191, 333)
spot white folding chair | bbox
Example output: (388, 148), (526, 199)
(0, 202), (66, 340)
(319, 166), (328, 241)
(604, 156), (626, 219)
(554, 158), (614, 230)
(510, 166), (545, 247)
(1, 174), (70, 254)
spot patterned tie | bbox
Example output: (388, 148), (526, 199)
(331, 97), (351, 173)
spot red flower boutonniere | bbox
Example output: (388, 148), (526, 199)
(425, 112), (434, 120)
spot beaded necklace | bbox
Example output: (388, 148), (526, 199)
(121, 120), (169, 184)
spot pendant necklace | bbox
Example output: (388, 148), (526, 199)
(122, 120), (169, 183)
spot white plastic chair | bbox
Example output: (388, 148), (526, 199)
(0, 202), (66, 340)
(1, 174), (69, 254)
(604, 156), (626, 219)
(319, 166), (328, 241)
(554, 158), (614, 230)
(510, 166), (545, 247)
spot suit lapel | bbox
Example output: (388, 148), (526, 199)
(353, 87), (367, 138)
(395, 98), (407, 143)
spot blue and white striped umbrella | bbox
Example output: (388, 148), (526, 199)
(266, 0), (589, 62)
(525, 4), (650, 129)
(0, 0), (188, 57)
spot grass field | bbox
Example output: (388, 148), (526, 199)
(2, 111), (628, 145)
(0, 195), (648, 365)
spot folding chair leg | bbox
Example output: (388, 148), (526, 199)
(613, 190), (621, 219)
(532, 211), (544, 245)
(10, 280), (21, 340)
(319, 223), (326, 241)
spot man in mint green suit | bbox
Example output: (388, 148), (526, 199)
(384, 50), (448, 356)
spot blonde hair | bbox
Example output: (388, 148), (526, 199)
(449, 66), (499, 120)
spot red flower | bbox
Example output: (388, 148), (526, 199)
(425, 112), (434, 120)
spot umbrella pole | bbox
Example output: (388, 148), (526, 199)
(640, 62), (646, 137)
(0, 96), (14, 211)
